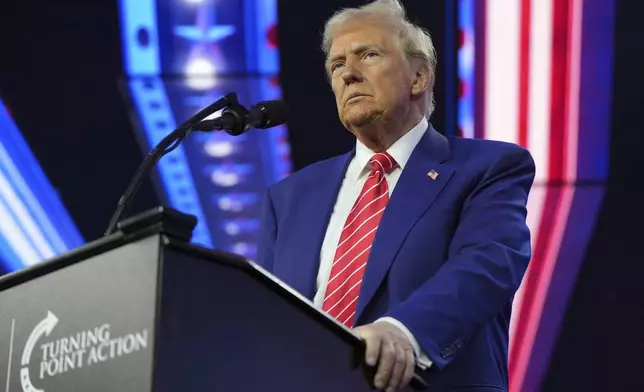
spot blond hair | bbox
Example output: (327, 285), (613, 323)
(322, 0), (437, 116)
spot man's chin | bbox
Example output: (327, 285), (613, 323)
(342, 110), (380, 128)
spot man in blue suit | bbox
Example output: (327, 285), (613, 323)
(257, 1), (535, 391)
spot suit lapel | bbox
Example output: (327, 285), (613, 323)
(283, 151), (354, 300)
(355, 126), (456, 322)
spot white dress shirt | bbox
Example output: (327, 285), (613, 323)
(313, 116), (432, 369)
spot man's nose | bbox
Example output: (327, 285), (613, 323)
(341, 61), (363, 84)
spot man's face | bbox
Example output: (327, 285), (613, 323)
(328, 23), (414, 130)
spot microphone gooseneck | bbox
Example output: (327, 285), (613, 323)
(104, 93), (290, 237)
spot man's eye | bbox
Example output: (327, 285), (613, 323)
(364, 52), (378, 58)
(332, 63), (344, 72)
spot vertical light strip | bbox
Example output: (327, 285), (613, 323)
(120, 0), (213, 247)
(254, 0), (291, 184)
(258, 78), (292, 184)
(509, 0), (554, 358)
(512, 189), (574, 392)
(444, 0), (457, 136)
(517, 0), (531, 149)
(244, 0), (259, 73)
(256, 0), (280, 74)
(509, 0), (555, 359)
(565, 0), (583, 182)
(245, 0), (279, 74)
(128, 78), (214, 248)
(527, 0), (554, 182)
(510, 2), (583, 391)
(525, 0), (584, 375)
(119, 0), (160, 75)
(473, 0), (487, 140)
(509, 184), (547, 351)
(484, 0), (521, 143)
(458, 0), (475, 139)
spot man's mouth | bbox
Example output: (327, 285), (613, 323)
(346, 93), (368, 103)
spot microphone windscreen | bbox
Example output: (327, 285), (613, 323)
(251, 100), (290, 128)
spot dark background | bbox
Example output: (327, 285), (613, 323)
(0, 0), (643, 390)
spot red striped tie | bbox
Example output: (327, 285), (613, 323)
(322, 152), (397, 327)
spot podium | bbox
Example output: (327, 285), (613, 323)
(0, 207), (426, 391)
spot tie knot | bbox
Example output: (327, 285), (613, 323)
(369, 152), (397, 174)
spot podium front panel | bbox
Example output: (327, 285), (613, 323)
(154, 245), (384, 391)
(0, 236), (161, 392)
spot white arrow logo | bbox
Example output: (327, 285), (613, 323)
(20, 311), (59, 392)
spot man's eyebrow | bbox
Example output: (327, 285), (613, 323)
(328, 53), (345, 66)
(353, 43), (385, 54)
(327, 44), (385, 68)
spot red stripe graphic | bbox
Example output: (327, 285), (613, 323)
(548, 0), (571, 182)
(508, 0), (582, 390)
(509, 185), (563, 390)
(518, 0), (532, 149)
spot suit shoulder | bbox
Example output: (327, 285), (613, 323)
(448, 136), (534, 165)
(448, 136), (530, 154)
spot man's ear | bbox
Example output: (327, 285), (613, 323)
(411, 65), (431, 96)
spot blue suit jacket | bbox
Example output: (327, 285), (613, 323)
(257, 125), (535, 391)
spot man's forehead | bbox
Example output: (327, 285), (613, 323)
(329, 24), (392, 54)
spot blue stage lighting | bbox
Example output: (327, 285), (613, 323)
(0, 100), (84, 272)
(120, 0), (292, 258)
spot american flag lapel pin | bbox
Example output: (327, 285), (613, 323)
(427, 169), (439, 180)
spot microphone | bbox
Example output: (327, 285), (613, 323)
(194, 100), (289, 135)
(104, 92), (247, 237)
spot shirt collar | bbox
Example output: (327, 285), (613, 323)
(351, 116), (428, 182)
